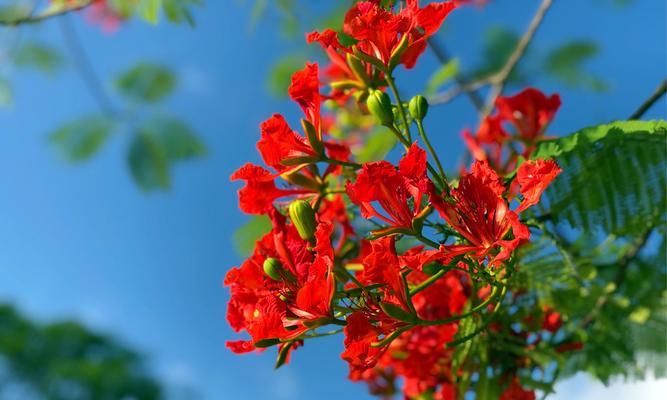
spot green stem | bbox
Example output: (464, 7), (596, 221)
(409, 269), (446, 297)
(414, 233), (440, 249)
(385, 73), (413, 143)
(371, 325), (412, 348)
(388, 125), (411, 149)
(416, 119), (449, 191)
(322, 157), (362, 169)
(416, 284), (500, 326)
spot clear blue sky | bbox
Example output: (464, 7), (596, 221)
(0, 0), (664, 398)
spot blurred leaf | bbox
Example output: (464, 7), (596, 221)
(162, 0), (201, 26)
(127, 118), (205, 190)
(138, 0), (161, 24)
(544, 41), (608, 91)
(0, 78), (12, 107)
(233, 215), (271, 256)
(0, 3), (31, 22)
(115, 63), (176, 103)
(50, 115), (114, 162)
(472, 26), (524, 83)
(355, 128), (397, 163)
(14, 42), (63, 74)
(425, 58), (459, 96)
(128, 132), (170, 190)
(0, 303), (163, 399)
(267, 54), (307, 97)
(147, 117), (206, 160)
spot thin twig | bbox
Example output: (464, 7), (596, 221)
(427, 37), (485, 111)
(483, 0), (554, 116)
(0, 1), (93, 26)
(628, 79), (667, 120)
(59, 15), (117, 116)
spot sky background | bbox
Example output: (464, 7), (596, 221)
(0, 0), (665, 398)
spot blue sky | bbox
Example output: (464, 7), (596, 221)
(0, 0), (665, 398)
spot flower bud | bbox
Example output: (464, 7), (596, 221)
(301, 119), (324, 156)
(366, 90), (394, 126)
(346, 53), (371, 85)
(263, 257), (284, 281)
(409, 95), (429, 121)
(289, 200), (317, 241)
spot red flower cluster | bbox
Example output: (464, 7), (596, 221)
(308, 0), (456, 101)
(226, 1), (565, 398)
(463, 88), (561, 175)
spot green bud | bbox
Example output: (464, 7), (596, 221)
(263, 257), (284, 281)
(289, 200), (317, 241)
(366, 90), (394, 126)
(409, 95), (429, 121)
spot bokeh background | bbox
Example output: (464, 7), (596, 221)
(0, 0), (665, 398)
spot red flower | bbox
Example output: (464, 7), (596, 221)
(256, 114), (320, 172)
(230, 163), (312, 215)
(344, 1), (456, 69)
(516, 159), (561, 212)
(500, 377), (535, 400)
(432, 161), (530, 265)
(288, 62), (322, 132)
(341, 312), (387, 378)
(542, 307), (563, 333)
(346, 143), (434, 236)
(496, 88), (561, 143)
(225, 211), (336, 353)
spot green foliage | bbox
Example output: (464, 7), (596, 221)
(0, 78), (12, 106)
(515, 120), (667, 384)
(424, 58), (459, 96)
(233, 215), (272, 256)
(115, 63), (176, 103)
(128, 118), (205, 190)
(14, 42), (63, 74)
(0, 303), (162, 400)
(544, 41), (608, 91)
(50, 115), (114, 162)
(533, 120), (666, 236)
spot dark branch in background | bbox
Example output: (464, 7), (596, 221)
(0, 1), (92, 26)
(628, 79), (667, 120)
(427, 37), (485, 112)
(59, 15), (117, 116)
(483, 0), (553, 116)
(429, 0), (554, 112)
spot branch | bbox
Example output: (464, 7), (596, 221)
(0, 1), (93, 26)
(628, 79), (667, 120)
(482, 0), (554, 115)
(59, 16), (117, 116)
(427, 38), (485, 111)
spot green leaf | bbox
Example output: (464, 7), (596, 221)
(14, 43), (63, 74)
(425, 58), (459, 96)
(355, 128), (397, 163)
(533, 120), (666, 236)
(0, 78), (12, 107)
(138, 0), (161, 24)
(115, 63), (176, 103)
(162, 0), (200, 26)
(50, 115), (114, 162)
(233, 215), (272, 256)
(144, 118), (206, 160)
(544, 41), (608, 91)
(127, 132), (170, 190)
(267, 54), (307, 97)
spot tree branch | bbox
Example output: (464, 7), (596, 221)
(483, 0), (554, 116)
(427, 38), (485, 111)
(59, 15), (117, 116)
(0, 1), (93, 26)
(628, 79), (667, 120)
